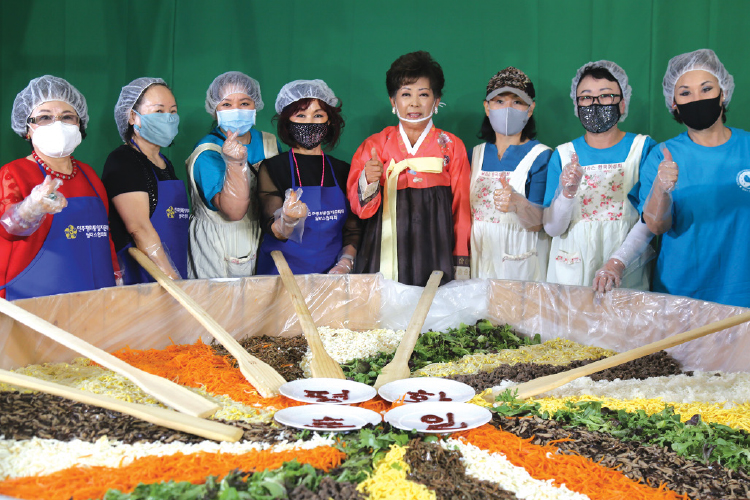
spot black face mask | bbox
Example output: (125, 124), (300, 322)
(289, 122), (328, 149)
(578, 104), (620, 133)
(675, 95), (723, 130)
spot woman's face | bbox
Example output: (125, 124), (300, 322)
(290, 99), (328, 123)
(217, 92), (256, 111)
(576, 75), (626, 116)
(673, 70), (721, 106)
(27, 100), (78, 139)
(128, 85), (177, 127)
(483, 92), (535, 117)
(390, 76), (439, 122)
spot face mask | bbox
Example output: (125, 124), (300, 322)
(394, 105), (436, 124)
(217, 109), (256, 135)
(289, 122), (328, 149)
(31, 121), (82, 158)
(675, 96), (722, 131)
(578, 104), (620, 133)
(134, 111), (180, 147)
(488, 107), (530, 136)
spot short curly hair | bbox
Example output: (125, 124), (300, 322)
(386, 51), (445, 98)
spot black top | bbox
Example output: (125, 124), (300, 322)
(258, 151), (361, 249)
(102, 144), (179, 251)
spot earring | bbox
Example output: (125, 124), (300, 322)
(434, 108), (439, 115)
(392, 107), (396, 115)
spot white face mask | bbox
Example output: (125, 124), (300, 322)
(31, 121), (82, 158)
(395, 106), (435, 123)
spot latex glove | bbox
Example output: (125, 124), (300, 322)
(272, 188), (309, 242)
(328, 254), (354, 274)
(592, 258), (626, 293)
(221, 130), (248, 167)
(560, 153), (583, 199)
(1, 176), (67, 236)
(655, 146), (678, 193)
(364, 147), (384, 184)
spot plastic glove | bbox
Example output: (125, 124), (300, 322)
(328, 254), (354, 274)
(494, 174), (543, 230)
(560, 153), (583, 199)
(272, 188), (308, 243)
(221, 130), (248, 167)
(643, 146), (678, 226)
(593, 220), (655, 293)
(592, 258), (626, 292)
(0, 176), (67, 236)
(143, 242), (181, 280)
(114, 270), (125, 286)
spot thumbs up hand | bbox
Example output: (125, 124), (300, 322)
(364, 147), (384, 184)
(656, 146), (678, 193)
(561, 152), (583, 199)
(493, 173), (514, 213)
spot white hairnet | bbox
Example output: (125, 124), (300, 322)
(275, 79), (339, 114)
(11, 75), (89, 137)
(114, 77), (168, 141)
(205, 71), (264, 116)
(570, 60), (632, 122)
(662, 48), (734, 111)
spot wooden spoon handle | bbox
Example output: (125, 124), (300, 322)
(392, 271), (443, 364)
(496, 310), (750, 400)
(0, 369), (242, 442)
(270, 251), (326, 351)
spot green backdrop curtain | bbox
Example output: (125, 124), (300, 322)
(1, 0), (748, 182)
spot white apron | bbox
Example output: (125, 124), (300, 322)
(547, 134), (649, 289)
(185, 131), (278, 278)
(470, 142), (551, 280)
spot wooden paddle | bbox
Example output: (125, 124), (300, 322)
(484, 310), (750, 402)
(0, 297), (219, 418)
(270, 250), (345, 379)
(129, 248), (287, 398)
(374, 271), (443, 390)
(0, 369), (243, 442)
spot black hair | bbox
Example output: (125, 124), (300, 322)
(124, 82), (172, 144)
(273, 98), (345, 151)
(386, 51), (445, 98)
(577, 66), (620, 92)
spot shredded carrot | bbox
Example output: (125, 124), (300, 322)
(0, 446), (345, 500)
(453, 424), (690, 500)
(109, 339), (305, 409)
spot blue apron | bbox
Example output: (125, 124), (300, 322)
(256, 151), (347, 275)
(117, 163), (190, 285)
(1, 164), (116, 300)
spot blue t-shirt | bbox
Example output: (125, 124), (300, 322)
(543, 133), (656, 208)
(192, 127), (282, 211)
(474, 140), (552, 205)
(637, 128), (750, 307)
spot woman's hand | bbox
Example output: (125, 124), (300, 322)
(560, 153), (583, 199)
(655, 146), (678, 193)
(364, 148), (383, 184)
(282, 188), (308, 220)
(493, 174), (514, 212)
(221, 130), (248, 166)
(1, 176), (68, 236)
(271, 188), (309, 242)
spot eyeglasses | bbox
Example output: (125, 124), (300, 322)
(575, 94), (622, 106)
(27, 114), (80, 126)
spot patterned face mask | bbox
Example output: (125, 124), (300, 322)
(577, 104), (620, 134)
(289, 122), (328, 149)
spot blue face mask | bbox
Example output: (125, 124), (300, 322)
(134, 111), (180, 147)
(217, 109), (256, 135)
